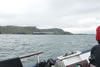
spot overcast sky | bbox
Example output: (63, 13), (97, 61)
(0, 0), (100, 33)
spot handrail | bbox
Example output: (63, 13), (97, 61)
(20, 52), (43, 59)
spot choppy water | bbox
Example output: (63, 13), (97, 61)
(0, 34), (97, 64)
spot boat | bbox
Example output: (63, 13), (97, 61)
(0, 45), (100, 67)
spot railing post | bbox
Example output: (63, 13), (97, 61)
(37, 55), (40, 64)
(37, 55), (40, 67)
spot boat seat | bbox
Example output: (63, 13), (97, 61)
(0, 57), (23, 67)
(66, 60), (89, 67)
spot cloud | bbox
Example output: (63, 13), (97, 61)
(63, 26), (97, 34)
(0, 0), (100, 33)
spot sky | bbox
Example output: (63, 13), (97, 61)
(0, 0), (100, 34)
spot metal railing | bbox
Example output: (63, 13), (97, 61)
(20, 52), (43, 59)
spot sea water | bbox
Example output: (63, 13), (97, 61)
(0, 34), (97, 64)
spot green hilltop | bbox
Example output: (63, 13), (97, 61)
(0, 26), (73, 35)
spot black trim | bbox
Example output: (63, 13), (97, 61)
(81, 48), (91, 54)
(0, 57), (23, 67)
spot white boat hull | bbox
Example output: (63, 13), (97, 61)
(54, 49), (91, 67)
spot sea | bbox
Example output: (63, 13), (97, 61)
(0, 34), (97, 64)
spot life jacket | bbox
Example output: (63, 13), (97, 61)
(89, 45), (100, 67)
(89, 45), (98, 66)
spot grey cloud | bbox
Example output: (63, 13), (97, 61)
(0, 0), (100, 33)
(49, 0), (100, 16)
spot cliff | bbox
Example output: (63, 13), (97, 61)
(0, 26), (73, 35)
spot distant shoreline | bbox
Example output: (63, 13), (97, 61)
(0, 26), (73, 35)
(0, 26), (95, 35)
